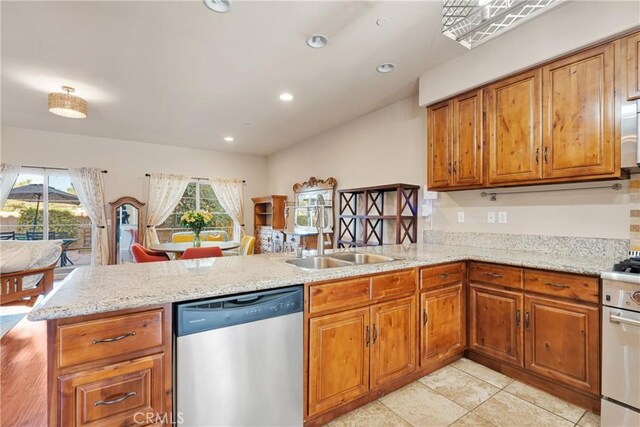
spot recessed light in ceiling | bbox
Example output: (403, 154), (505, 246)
(376, 17), (390, 27)
(203, 0), (231, 13)
(376, 63), (396, 74)
(224, 136), (234, 142)
(306, 34), (328, 49)
(279, 93), (294, 102)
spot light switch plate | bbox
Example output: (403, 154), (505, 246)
(457, 211), (465, 223)
(487, 212), (496, 224)
(498, 211), (508, 224)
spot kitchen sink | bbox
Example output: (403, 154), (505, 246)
(328, 253), (395, 265)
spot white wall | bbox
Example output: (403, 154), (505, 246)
(419, 0), (640, 106)
(1, 126), (268, 235)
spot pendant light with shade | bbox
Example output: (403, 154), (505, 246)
(48, 86), (87, 119)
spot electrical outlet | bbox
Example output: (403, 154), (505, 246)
(487, 212), (496, 224)
(498, 211), (508, 224)
(457, 211), (465, 223)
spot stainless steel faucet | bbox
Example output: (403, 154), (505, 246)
(316, 201), (325, 256)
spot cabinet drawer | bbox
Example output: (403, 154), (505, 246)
(58, 309), (164, 368)
(309, 277), (371, 314)
(371, 270), (416, 301)
(524, 270), (599, 304)
(420, 262), (465, 290)
(59, 354), (165, 426)
(469, 262), (523, 289)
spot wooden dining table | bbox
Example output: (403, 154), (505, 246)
(150, 241), (240, 258)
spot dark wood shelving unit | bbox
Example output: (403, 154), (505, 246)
(337, 183), (420, 248)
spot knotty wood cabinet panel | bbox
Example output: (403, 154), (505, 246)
(420, 283), (465, 366)
(524, 295), (599, 395)
(469, 284), (523, 367)
(627, 32), (640, 100)
(452, 90), (484, 187)
(427, 101), (453, 189)
(542, 43), (616, 178)
(308, 307), (370, 416)
(487, 70), (543, 184)
(371, 296), (416, 387)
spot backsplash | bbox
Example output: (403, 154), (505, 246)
(423, 230), (629, 259)
(631, 175), (640, 252)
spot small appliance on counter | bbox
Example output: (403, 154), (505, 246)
(600, 259), (640, 427)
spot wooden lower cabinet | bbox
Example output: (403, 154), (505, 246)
(420, 283), (465, 366)
(371, 297), (416, 387)
(469, 284), (523, 367)
(308, 307), (370, 416)
(524, 295), (600, 395)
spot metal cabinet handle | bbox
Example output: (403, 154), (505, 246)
(94, 391), (136, 407)
(543, 147), (549, 164)
(610, 313), (640, 327)
(365, 326), (370, 346)
(373, 324), (378, 343)
(516, 310), (521, 327)
(525, 312), (530, 329)
(423, 309), (429, 325)
(439, 273), (450, 279)
(544, 282), (571, 289)
(484, 272), (503, 279)
(447, 163), (452, 174)
(92, 332), (136, 345)
(453, 161), (457, 173)
(535, 148), (539, 165)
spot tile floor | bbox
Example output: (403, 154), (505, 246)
(329, 358), (600, 427)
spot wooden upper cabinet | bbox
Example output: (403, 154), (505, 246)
(427, 101), (453, 189)
(420, 283), (465, 366)
(452, 90), (484, 187)
(627, 32), (640, 100)
(308, 307), (370, 416)
(487, 70), (543, 184)
(542, 43), (616, 179)
(524, 295), (599, 395)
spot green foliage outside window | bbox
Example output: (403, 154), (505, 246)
(17, 207), (78, 237)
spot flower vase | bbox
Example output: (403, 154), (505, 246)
(193, 232), (202, 247)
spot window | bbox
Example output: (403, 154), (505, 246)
(0, 170), (92, 270)
(157, 181), (235, 242)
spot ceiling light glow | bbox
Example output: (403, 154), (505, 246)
(224, 136), (234, 142)
(279, 93), (294, 102)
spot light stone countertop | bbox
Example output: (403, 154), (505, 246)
(28, 243), (621, 321)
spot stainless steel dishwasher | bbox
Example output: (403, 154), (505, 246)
(176, 286), (303, 427)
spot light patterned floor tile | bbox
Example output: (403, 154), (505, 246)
(504, 381), (585, 423)
(474, 391), (574, 427)
(577, 411), (601, 427)
(380, 381), (467, 427)
(328, 401), (410, 427)
(449, 412), (495, 427)
(419, 365), (500, 410)
(450, 358), (513, 388)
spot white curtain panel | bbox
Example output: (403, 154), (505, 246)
(210, 177), (245, 240)
(145, 173), (190, 246)
(0, 163), (21, 208)
(68, 167), (110, 266)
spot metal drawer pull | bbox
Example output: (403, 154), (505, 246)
(610, 314), (640, 327)
(439, 273), (450, 279)
(423, 309), (429, 325)
(365, 326), (370, 346)
(516, 310), (521, 327)
(373, 324), (378, 343)
(524, 312), (530, 329)
(92, 331), (136, 344)
(94, 391), (136, 406)
(544, 282), (571, 289)
(484, 272), (503, 279)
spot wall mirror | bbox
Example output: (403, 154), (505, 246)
(289, 177), (337, 248)
(109, 197), (145, 264)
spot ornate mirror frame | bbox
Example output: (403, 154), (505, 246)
(292, 177), (337, 241)
(109, 196), (145, 264)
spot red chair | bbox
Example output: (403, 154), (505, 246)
(180, 246), (223, 260)
(130, 243), (170, 263)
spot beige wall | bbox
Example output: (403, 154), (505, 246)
(1, 126), (268, 235)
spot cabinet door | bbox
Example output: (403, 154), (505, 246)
(469, 284), (523, 366)
(452, 90), (484, 187)
(308, 307), (370, 416)
(420, 283), (465, 366)
(627, 32), (640, 100)
(427, 101), (453, 189)
(524, 295), (599, 395)
(371, 296), (416, 387)
(542, 43), (616, 178)
(488, 70), (543, 184)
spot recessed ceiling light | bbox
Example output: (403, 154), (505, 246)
(279, 93), (294, 102)
(376, 63), (396, 73)
(306, 34), (328, 49)
(376, 17), (390, 27)
(224, 136), (234, 142)
(203, 0), (231, 13)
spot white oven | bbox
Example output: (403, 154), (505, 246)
(601, 275), (640, 427)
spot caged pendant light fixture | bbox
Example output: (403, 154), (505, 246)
(48, 86), (87, 119)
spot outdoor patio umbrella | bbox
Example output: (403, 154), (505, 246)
(7, 184), (80, 231)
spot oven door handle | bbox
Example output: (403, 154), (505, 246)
(610, 313), (640, 328)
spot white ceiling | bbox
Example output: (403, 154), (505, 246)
(1, 1), (467, 156)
